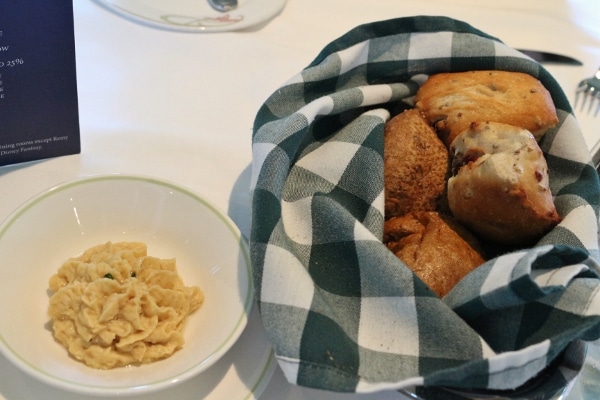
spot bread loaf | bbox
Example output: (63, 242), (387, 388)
(414, 70), (558, 147)
(384, 211), (485, 297)
(384, 109), (449, 218)
(447, 121), (561, 245)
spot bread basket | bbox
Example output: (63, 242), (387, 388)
(250, 16), (600, 396)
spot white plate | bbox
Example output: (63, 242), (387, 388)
(0, 174), (254, 396)
(93, 0), (288, 32)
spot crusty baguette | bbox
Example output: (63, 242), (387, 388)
(414, 70), (558, 147)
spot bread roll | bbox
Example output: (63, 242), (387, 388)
(414, 70), (558, 147)
(384, 211), (485, 297)
(384, 109), (449, 218)
(447, 122), (561, 245)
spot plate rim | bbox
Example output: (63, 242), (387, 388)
(91, 0), (288, 33)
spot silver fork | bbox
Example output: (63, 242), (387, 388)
(575, 67), (600, 117)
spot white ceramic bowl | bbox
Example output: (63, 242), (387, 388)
(0, 174), (253, 396)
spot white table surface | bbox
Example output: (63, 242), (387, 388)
(1, 0), (599, 399)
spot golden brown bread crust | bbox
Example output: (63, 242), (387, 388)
(384, 109), (449, 218)
(382, 71), (562, 294)
(414, 70), (559, 147)
(383, 211), (485, 297)
(447, 122), (561, 245)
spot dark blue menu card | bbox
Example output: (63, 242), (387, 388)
(0, 0), (80, 167)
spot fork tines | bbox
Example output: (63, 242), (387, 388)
(575, 68), (600, 117)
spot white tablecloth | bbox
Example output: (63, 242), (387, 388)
(1, 1), (599, 399)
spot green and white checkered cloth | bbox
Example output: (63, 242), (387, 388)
(250, 16), (600, 394)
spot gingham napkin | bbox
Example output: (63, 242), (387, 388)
(250, 16), (600, 394)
